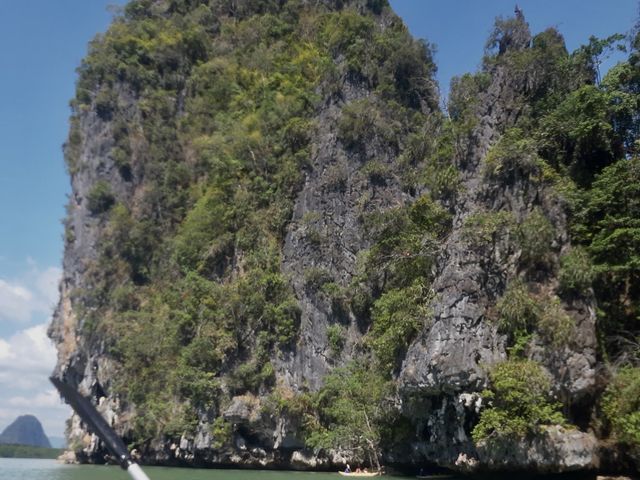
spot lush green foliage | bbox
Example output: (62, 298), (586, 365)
(369, 280), (430, 375)
(496, 280), (540, 339)
(361, 194), (450, 290)
(326, 324), (346, 357)
(537, 85), (623, 186)
(572, 158), (640, 345)
(86, 180), (115, 214)
(537, 296), (574, 347)
(517, 207), (555, 269)
(210, 416), (233, 450)
(602, 367), (640, 448)
(358, 194), (449, 371)
(558, 247), (594, 295)
(472, 360), (566, 443)
(484, 128), (542, 180)
(306, 362), (394, 469)
(321, 8), (436, 110)
(66, 0), (440, 447)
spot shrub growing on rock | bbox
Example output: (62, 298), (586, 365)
(306, 362), (393, 471)
(462, 210), (516, 249)
(370, 280), (430, 375)
(496, 279), (540, 340)
(495, 280), (574, 349)
(472, 359), (566, 443)
(602, 366), (640, 451)
(484, 128), (541, 180)
(538, 296), (574, 347)
(86, 180), (115, 214)
(326, 324), (346, 357)
(517, 207), (555, 269)
(558, 246), (594, 295)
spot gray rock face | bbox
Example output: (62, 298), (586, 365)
(397, 21), (597, 470)
(49, 3), (601, 475)
(48, 84), (142, 390)
(475, 426), (599, 472)
(279, 75), (417, 391)
(0, 415), (51, 448)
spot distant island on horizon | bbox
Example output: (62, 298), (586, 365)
(0, 415), (64, 459)
(0, 415), (51, 448)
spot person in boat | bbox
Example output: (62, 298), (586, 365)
(345, 464), (351, 473)
(355, 467), (362, 473)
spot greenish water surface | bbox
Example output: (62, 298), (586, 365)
(0, 458), (416, 480)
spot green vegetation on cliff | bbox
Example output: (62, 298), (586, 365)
(73, 0), (335, 440)
(66, 0), (440, 448)
(472, 359), (566, 443)
(478, 12), (640, 353)
(61, 0), (640, 466)
(603, 366), (640, 450)
(462, 11), (640, 452)
(306, 362), (392, 470)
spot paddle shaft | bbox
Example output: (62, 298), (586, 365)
(50, 377), (152, 480)
(128, 463), (151, 480)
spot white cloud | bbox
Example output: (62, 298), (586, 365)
(0, 280), (34, 322)
(0, 338), (11, 361)
(0, 262), (61, 324)
(34, 267), (61, 308)
(8, 389), (61, 408)
(0, 323), (57, 388)
(0, 323), (70, 437)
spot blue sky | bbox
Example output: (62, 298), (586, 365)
(0, 0), (124, 438)
(391, 0), (638, 99)
(0, 0), (637, 439)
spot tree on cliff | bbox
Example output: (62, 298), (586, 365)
(306, 363), (393, 471)
(472, 360), (566, 444)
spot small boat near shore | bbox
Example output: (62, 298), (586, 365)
(338, 471), (382, 477)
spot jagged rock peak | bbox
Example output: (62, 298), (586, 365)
(486, 8), (532, 55)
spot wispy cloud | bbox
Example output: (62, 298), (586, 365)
(0, 261), (61, 324)
(0, 280), (34, 322)
(0, 324), (57, 385)
(8, 389), (62, 408)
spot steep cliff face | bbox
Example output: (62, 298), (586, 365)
(49, 0), (638, 474)
(397, 16), (598, 470)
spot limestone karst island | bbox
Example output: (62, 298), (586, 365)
(47, 0), (640, 476)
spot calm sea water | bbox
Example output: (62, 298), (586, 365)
(0, 458), (414, 480)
